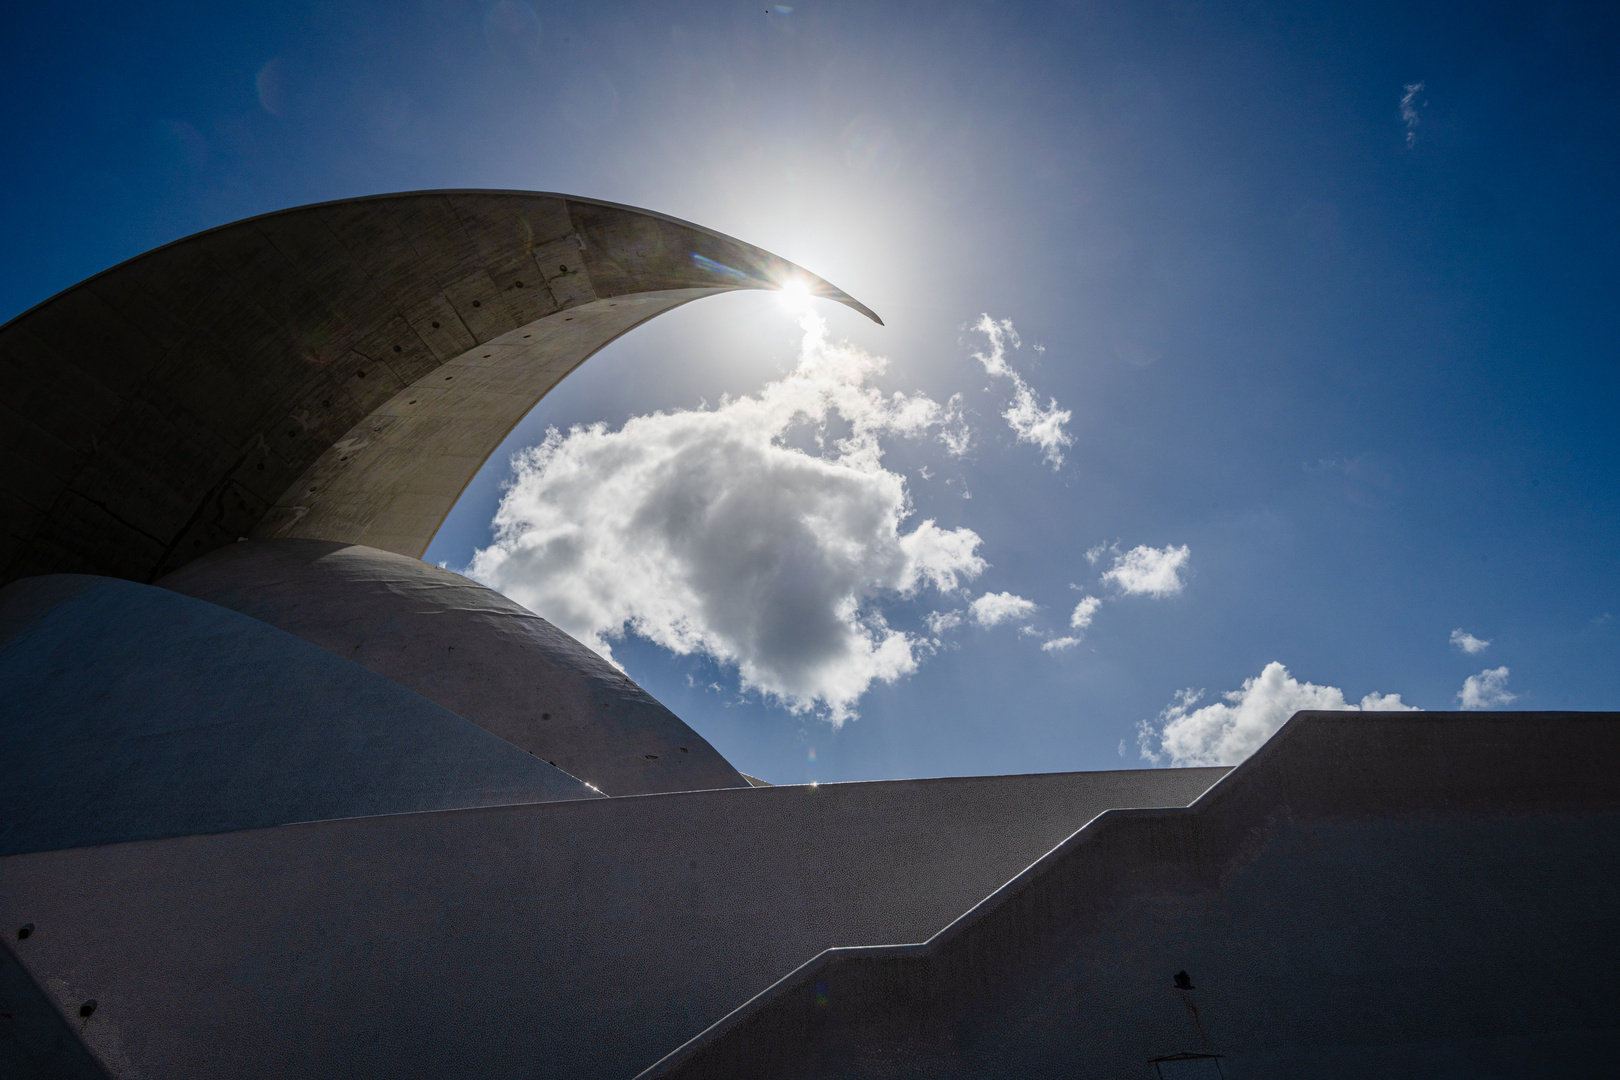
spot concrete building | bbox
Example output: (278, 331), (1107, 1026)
(1, 192), (1616, 1078)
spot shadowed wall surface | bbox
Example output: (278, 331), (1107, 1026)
(640, 712), (1620, 1080)
(159, 539), (748, 796)
(0, 574), (598, 857)
(0, 767), (1225, 1079)
(0, 191), (876, 587)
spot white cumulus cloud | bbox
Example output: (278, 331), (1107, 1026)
(1458, 666), (1515, 710)
(468, 311), (985, 724)
(1139, 661), (1417, 767)
(969, 591), (1037, 627)
(1101, 544), (1191, 598)
(1450, 628), (1490, 654)
(1070, 595), (1102, 630)
(970, 314), (1072, 468)
(1042, 636), (1081, 652)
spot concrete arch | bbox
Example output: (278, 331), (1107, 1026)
(0, 191), (879, 586)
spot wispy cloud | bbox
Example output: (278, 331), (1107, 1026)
(1139, 661), (1417, 766)
(1458, 666), (1515, 710)
(1042, 636), (1080, 652)
(969, 314), (1073, 468)
(924, 610), (962, 635)
(1449, 628), (1490, 654)
(969, 591), (1038, 627)
(1101, 543), (1191, 598)
(469, 311), (984, 724)
(1401, 81), (1425, 148)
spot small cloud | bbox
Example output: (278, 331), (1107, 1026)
(924, 610), (961, 635)
(1101, 544), (1190, 598)
(1449, 628), (1490, 654)
(256, 57), (287, 116)
(1042, 636), (1081, 652)
(1084, 542), (1111, 566)
(1138, 661), (1416, 766)
(1070, 595), (1102, 630)
(1458, 666), (1515, 710)
(969, 315), (1073, 468)
(938, 393), (972, 456)
(1401, 81), (1425, 148)
(969, 591), (1038, 627)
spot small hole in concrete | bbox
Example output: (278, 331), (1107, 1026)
(483, 354), (490, 358)
(309, 487), (317, 493)
(548, 760), (556, 766)
(323, 399), (332, 407)
(679, 747), (689, 753)
(357, 371), (367, 378)
(432, 321), (440, 328)
(515, 280), (524, 287)
(541, 712), (551, 720)
(408, 400), (416, 405)
(565, 317), (573, 321)
(444, 376), (453, 381)
(393, 345), (402, 352)
(288, 431), (297, 438)
(18, 924), (34, 940)
(523, 334), (531, 338)
(472, 300), (481, 308)
(645, 754), (659, 760)
(256, 463), (264, 470)
(559, 264), (568, 272)
(78, 1001), (96, 1018)
(1173, 970), (1194, 990)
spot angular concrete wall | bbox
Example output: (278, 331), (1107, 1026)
(0, 191), (877, 586)
(640, 712), (1620, 1080)
(0, 767), (1224, 1078)
(159, 540), (750, 796)
(0, 574), (598, 856)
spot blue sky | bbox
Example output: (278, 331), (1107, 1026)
(4, 1), (1616, 784)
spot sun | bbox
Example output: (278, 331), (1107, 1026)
(776, 277), (814, 314)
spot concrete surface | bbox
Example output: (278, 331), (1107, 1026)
(0, 767), (1225, 1078)
(0, 574), (598, 857)
(159, 539), (750, 796)
(0, 191), (879, 587)
(641, 711), (1620, 1080)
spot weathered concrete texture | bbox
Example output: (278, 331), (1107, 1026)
(0, 767), (1225, 1078)
(0, 191), (879, 587)
(642, 712), (1620, 1080)
(159, 539), (750, 796)
(0, 574), (598, 856)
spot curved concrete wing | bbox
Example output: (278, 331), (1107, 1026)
(0, 191), (880, 587)
(160, 539), (751, 796)
(0, 574), (599, 856)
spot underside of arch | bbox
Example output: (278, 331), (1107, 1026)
(0, 191), (878, 585)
